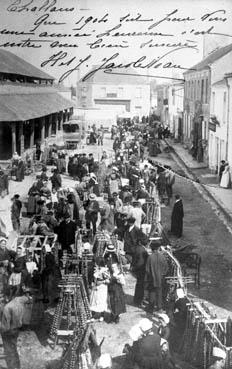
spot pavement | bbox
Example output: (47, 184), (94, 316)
(165, 138), (232, 221)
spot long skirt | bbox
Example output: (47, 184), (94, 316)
(108, 282), (126, 316)
(220, 171), (230, 188)
(90, 283), (110, 313)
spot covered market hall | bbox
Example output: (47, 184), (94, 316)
(0, 49), (74, 160)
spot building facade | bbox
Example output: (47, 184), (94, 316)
(0, 50), (74, 160)
(167, 82), (184, 140)
(183, 43), (232, 165)
(183, 68), (210, 163)
(77, 68), (150, 119)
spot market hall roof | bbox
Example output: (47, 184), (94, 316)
(0, 86), (74, 122)
(0, 49), (54, 80)
(184, 43), (232, 74)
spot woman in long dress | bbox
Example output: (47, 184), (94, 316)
(108, 263), (126, 323)
(220, 163), (231, 188)
(90, 261), (110, 319)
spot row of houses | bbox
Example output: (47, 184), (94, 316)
(155, 43), (232, 174)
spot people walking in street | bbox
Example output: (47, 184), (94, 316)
(165, 167), (175, 205)
(219, 160), (226, 183)
(85, 193), (100, 235)
(220, 163), (231, 188)
(108, 262), (126, 323)
(171, 195), (184, 238)
(11, 194), (22, 232)
(124, 217), (148, 264)
(56, 213), (76, 255)
(90, 259), (110, 320)
(131, 242), (148, 307)
(127, 318), (164, 369)
(144, 240), (168, 313)
(50, 168), (62, 190)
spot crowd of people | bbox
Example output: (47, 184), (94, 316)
(0, 118), (225, 369)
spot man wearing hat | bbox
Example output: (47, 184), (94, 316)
(157, 313), (170, 340)
(11, 194), (22, 232)
(145, 240), (168, 313)
(130, 201), (145, 229)
(85, 193), (100, 235)
(56, 213), (77, 255)
(124, 217), (148, 264)
(131, 239), (148, 307)
(129, 318), (164, 369)
(208, 347), (226, 369)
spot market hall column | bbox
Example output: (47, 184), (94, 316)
(59, 111), (64, 131)
(48, 114), (52, 137)
(54, 113), (58, 134)
(30, 119), (35, 148)
(41, 117), (45, 143)
(19, 121), (24, 156)
(11, 122), (16, 155)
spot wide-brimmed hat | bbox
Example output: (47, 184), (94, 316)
(89, 193), (97, 201)
(212, 347), (226, 360)
(139, 318), (153, 332)
(0, 237), (7, 244)
(44, 244), (51, 253)
(129, 324), (143, 341)
(106, 244), (116, 252)
(158, 313), (170, 325)
(176, 288), (185, 299)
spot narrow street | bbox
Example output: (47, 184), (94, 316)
(3, 136), (232, 369)
(155, 147), (232, 316)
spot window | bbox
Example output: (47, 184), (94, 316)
(191, 80), (194, 100)
(223, 91), (227, 124)
(118, 87), (123, 98)
(197, 80), (200, 100)
(107, 92), (117, 98)
(201, 79), (204, 101)
(212, 92), (215, 114)
(172, 88), (175, 105)
(205, 79), (208, 103)
(136, 87), (142, 98)
(100, 87), (106, 97)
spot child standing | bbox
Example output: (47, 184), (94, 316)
(108, 263), (126, 323)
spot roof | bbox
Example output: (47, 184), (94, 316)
(80, 66), (149, 85)
(0, 50), (54, 80)
(0, 92), (74, 122)
(184, 43), (232, 74)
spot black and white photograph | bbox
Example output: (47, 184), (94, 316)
(0, 0), (232, 368)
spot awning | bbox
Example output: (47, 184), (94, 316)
(0, 93), (74, 122)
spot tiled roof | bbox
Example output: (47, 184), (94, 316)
(0, 50), (54, 80)
(0, 92), (74, 121)
(184, 43), (232, 74)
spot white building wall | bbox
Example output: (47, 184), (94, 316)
(91, 84), (150, 118)
(227, 77), (232, 170)
(209, 51), (232, 170)
(211, 51), (232, 84)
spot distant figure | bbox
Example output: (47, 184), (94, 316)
(171, 195), (184, 238)
(219, 160), (226, 183)
(144, 240), (168, 313)
(220, 163), (230, 189)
